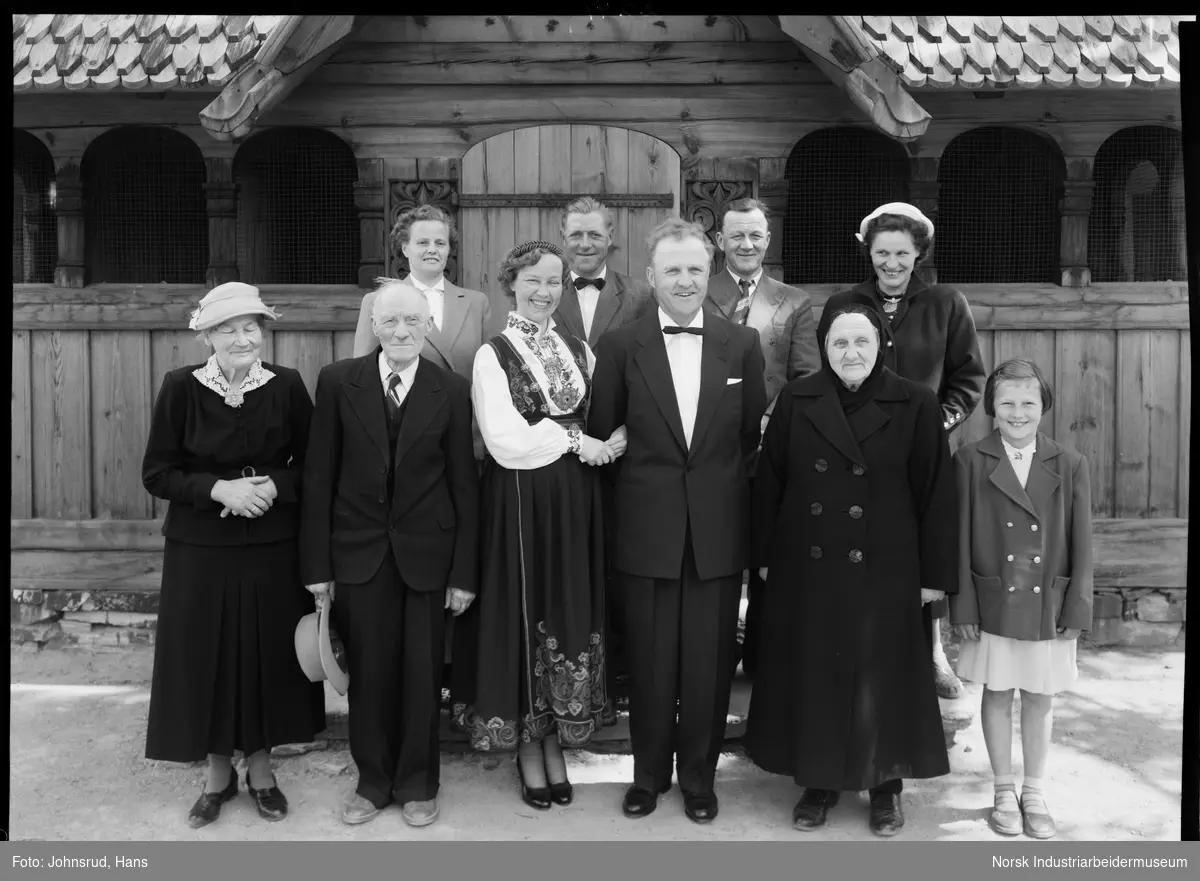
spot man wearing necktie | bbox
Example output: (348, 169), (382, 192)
(703, 197), (820, 681)
(301, 281), (479, 829)
(557, 196), (654, 699)
(589, 218), (767, 824)
(558, 196), (654, 348)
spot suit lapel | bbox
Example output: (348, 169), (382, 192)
(344, 350), (392, 465)
(393, 358), (446, 468)
(589, 274), (622, 347)
(804, 383), (867, 468)
(632, 312), (689, 455)
(425, 283), (468, 371)
(1025, 433), (1063, 517)
(757, 275), (787, 323)
(556, 287), (586, 342)
(688, 316), (731, 457)
(704, 272), (739, 320)
(981, 431), (1039, 518)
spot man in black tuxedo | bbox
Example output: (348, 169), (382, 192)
(300, 281), (479, 829)
(554, 195), (654, 696)
(589, 218), (767, 824)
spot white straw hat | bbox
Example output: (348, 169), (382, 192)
(855, 202), (935, 244)
(189, 282), (280, 332)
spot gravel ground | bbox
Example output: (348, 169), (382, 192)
(9, 643), (1185, 841)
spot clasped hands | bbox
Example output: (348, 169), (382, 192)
(305, 581), (475, 616)
(577, 425), (628, 467)
(212, 475), (277, 519)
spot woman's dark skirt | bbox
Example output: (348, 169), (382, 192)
(452, 453), (613, 749)
(145, 538), (325, 762)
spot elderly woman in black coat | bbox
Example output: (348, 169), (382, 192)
(744, 293), (959, 837)
(822, 202), (985, 700)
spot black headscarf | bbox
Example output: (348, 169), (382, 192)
(817, 291), (888, 414)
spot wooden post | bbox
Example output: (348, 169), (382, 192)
(758, 158), (788, 282)
(909, 157), (940, 286)
(1060, 157), (1095, 288)
(355, 158), (386, 288)
(203, 157), (239, 288)
(53, 158), (84, 288)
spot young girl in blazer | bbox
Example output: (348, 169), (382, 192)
(950, 358), (1093, 839)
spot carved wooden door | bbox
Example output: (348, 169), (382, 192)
(458, 125), (681, 337)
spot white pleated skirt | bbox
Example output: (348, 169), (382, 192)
(956, 630), (1078, 696)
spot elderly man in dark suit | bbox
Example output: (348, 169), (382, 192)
(589, 217), (768, 825)
(301, 281), (479, 829)
(704, 197), (820, 680)
(554, 195), (654, 697)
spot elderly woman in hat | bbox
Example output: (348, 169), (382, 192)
(821, 202), (986, 700)
(142, 283), (325, 829)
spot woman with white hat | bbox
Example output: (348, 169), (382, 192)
(821, 203), (987, 700)
(142, 282), (325, 828)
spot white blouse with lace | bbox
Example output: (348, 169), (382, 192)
(472, 312), (596, 470)
(192, 355), (275, 408)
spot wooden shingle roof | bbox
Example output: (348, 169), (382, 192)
(853, 15), (1191, 89)
(12, 14), (286, 91)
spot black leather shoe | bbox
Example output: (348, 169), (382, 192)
(186, 770), (238, 829)
(868, 792), (905, 837)
(517, 759), (551, 811)
(548, 779), (574, 806)
(683, 791), (719, 824)
(622, 784), (668, 819)
(245, 771), (288, 821)
(792, 788), (839, 831)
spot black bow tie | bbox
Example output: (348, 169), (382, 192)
(573, 276), (606, 291)
(663, 326), (703, 336)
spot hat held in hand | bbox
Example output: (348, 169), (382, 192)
(295, 593), (349, 696)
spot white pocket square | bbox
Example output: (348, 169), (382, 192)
(726, 378), (742, 385)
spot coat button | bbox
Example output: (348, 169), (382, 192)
(1008, 586), (1016, 592)
(852, 464), (866, 476)
(810, 546), (822, 559)
(1007, 554), (1014, 561)
(811, 502), (823, 516)
(848, 549), (863, 563)
(1034, 556), (1041, 563)
(1006, 522), (1013, 528)
(815, 459), (827, 472)
(848, 505), (863, 519)
(1031, 524), (1038, 532)
(887, 340), (893, 347)
(378, 496), (386, 504)
(1033, 586), (1041, 594)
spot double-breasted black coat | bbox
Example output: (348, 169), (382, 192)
(744, 367), (959, 790)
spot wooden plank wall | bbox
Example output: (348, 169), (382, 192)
(458, 125), (680, 339)
(9, 314), (1191, 522)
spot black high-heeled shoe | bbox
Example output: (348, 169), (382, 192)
(186, 769), (238, 829)
(516, 757), (551, 811)
(548, 778), (574, 806)
(245, 770), (289, 821)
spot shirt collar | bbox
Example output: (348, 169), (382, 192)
(570, 265), (608, 284)
(1001, 437), (1036, 459)
(409, 276), (445, 294)
(378, 350), (420, 389)
(728, 267), (763, 289)
(659, 306), (704, 333)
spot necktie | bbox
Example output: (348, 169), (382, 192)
(733, 278), (753, 325)
(573, 276), (606, 291)
(663, 326), (703, 336)
(385, 373), (403, 418)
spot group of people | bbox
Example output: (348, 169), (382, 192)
(141, 195), (1093, 840)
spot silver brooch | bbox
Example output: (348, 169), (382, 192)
(881, 297), (901, 314)
(224, 389), (245, 408)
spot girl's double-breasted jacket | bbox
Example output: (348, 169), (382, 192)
(950, 430), (1094, 641)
